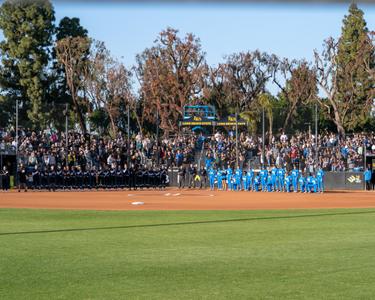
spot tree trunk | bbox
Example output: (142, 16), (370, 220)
(268, 112), (273, 143)
(72, 95), (87, 134)
(333, 110), (345, 137)
(108, 111), (117, 138)
(134, 113), (143, 136)
(283, 103), (297, 132)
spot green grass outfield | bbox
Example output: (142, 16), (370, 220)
(1, 208), (375, 300)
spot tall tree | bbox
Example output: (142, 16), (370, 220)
(48, 16), (88, 129)
(221, 51), (272, 113)
(0, 0), (55, 128)
(336, 3), (374, 131)
(257, 92), (277, 141)
(202, 66), (229, 118)
(282, 62), (317, 131)
(134, 27), (206, 136)
(55, 36), (91, 133)
(85, 41), (132, 137)
(315, 4), (374, 135)
(56, 17), (88, 41)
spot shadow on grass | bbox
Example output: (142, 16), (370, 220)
(1, 209), (375, 237)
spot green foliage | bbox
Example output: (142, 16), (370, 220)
(56, 17), (88, 41)
(271, 93), (288, 132)
(0, 2), (373, 135)
(89, 108), (110, 134)
(240, 110), (258, 134)
(336, 3), (375, 131)
(2, 208), (375, 299)
(0, 0), (55, 128)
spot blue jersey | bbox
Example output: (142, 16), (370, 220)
(226, 168), (232, 180)
(316, 169), (324, 181)
(292, 169), (299, 180)
(242, 174), (247, 183)
(209, 169), (216, 179)
(285, 175), (292, 186)
(261, 169), (268, 179)
(364, 170), (372, 181)
(271, 168), (277, 179)
(298, 176), (306, 186)
(205, 158), (213, 169)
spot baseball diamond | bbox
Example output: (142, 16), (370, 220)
(1, 1), (375, 299)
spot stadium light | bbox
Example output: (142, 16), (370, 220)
(262, 107), (265, 168)
(315, 103), (318, 169)
(15, 99), (18, 187)
(65, 103), (69, 167)
(156, 109), (160, 167)
(235, 110), (239, 169)
(127, 105), (130, 166)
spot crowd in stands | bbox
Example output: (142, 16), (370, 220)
(0, 128), (375, 174)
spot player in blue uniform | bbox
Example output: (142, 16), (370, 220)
(253, 174), (261, 191)
(291, 167), (299, 192)
(284, 172), (293, 193)
(271, 166), (278, 192)
(306, 174), (317, 193)
(235, 168), (242, 191)
(226, 167), (233, 191)
(217, 169), (223, 190)
(260, 167), (268, 192)
(316, 168), (325, 193)
(249, 168), (254, 191)
(364, 167), (372, 190)
(298, 174), (306, 193)
(231, 173), (237, 191)
(266, 175), (273, 192)
(278, 167), (286, 192)
(208, 168), (216, 191)
(246, 169), (253, 191)
(242, 171), (248, 191)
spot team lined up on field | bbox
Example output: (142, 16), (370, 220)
(201, 167), (325, 193)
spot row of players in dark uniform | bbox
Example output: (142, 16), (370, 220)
(13, 164), (168, 191)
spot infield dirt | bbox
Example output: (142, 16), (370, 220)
(0, 189), (374, 211)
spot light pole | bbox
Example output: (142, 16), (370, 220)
(235, 110), (239, 169)
(156, 109), (160, 167)
(15, 99), (19, 187)
(363, 137), (366, 171)
(315, 103), (318, 167)
(262, 107), (265, 167)
(65, 103), (69, 167)
(127, 105), (130, 166)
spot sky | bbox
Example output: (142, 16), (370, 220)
(0, 1), (374, 94)
(50, 1), (375, 68)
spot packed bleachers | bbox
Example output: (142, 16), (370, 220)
(1, 128), (375, 173)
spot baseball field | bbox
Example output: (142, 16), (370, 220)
(1, 190), (375, 299)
